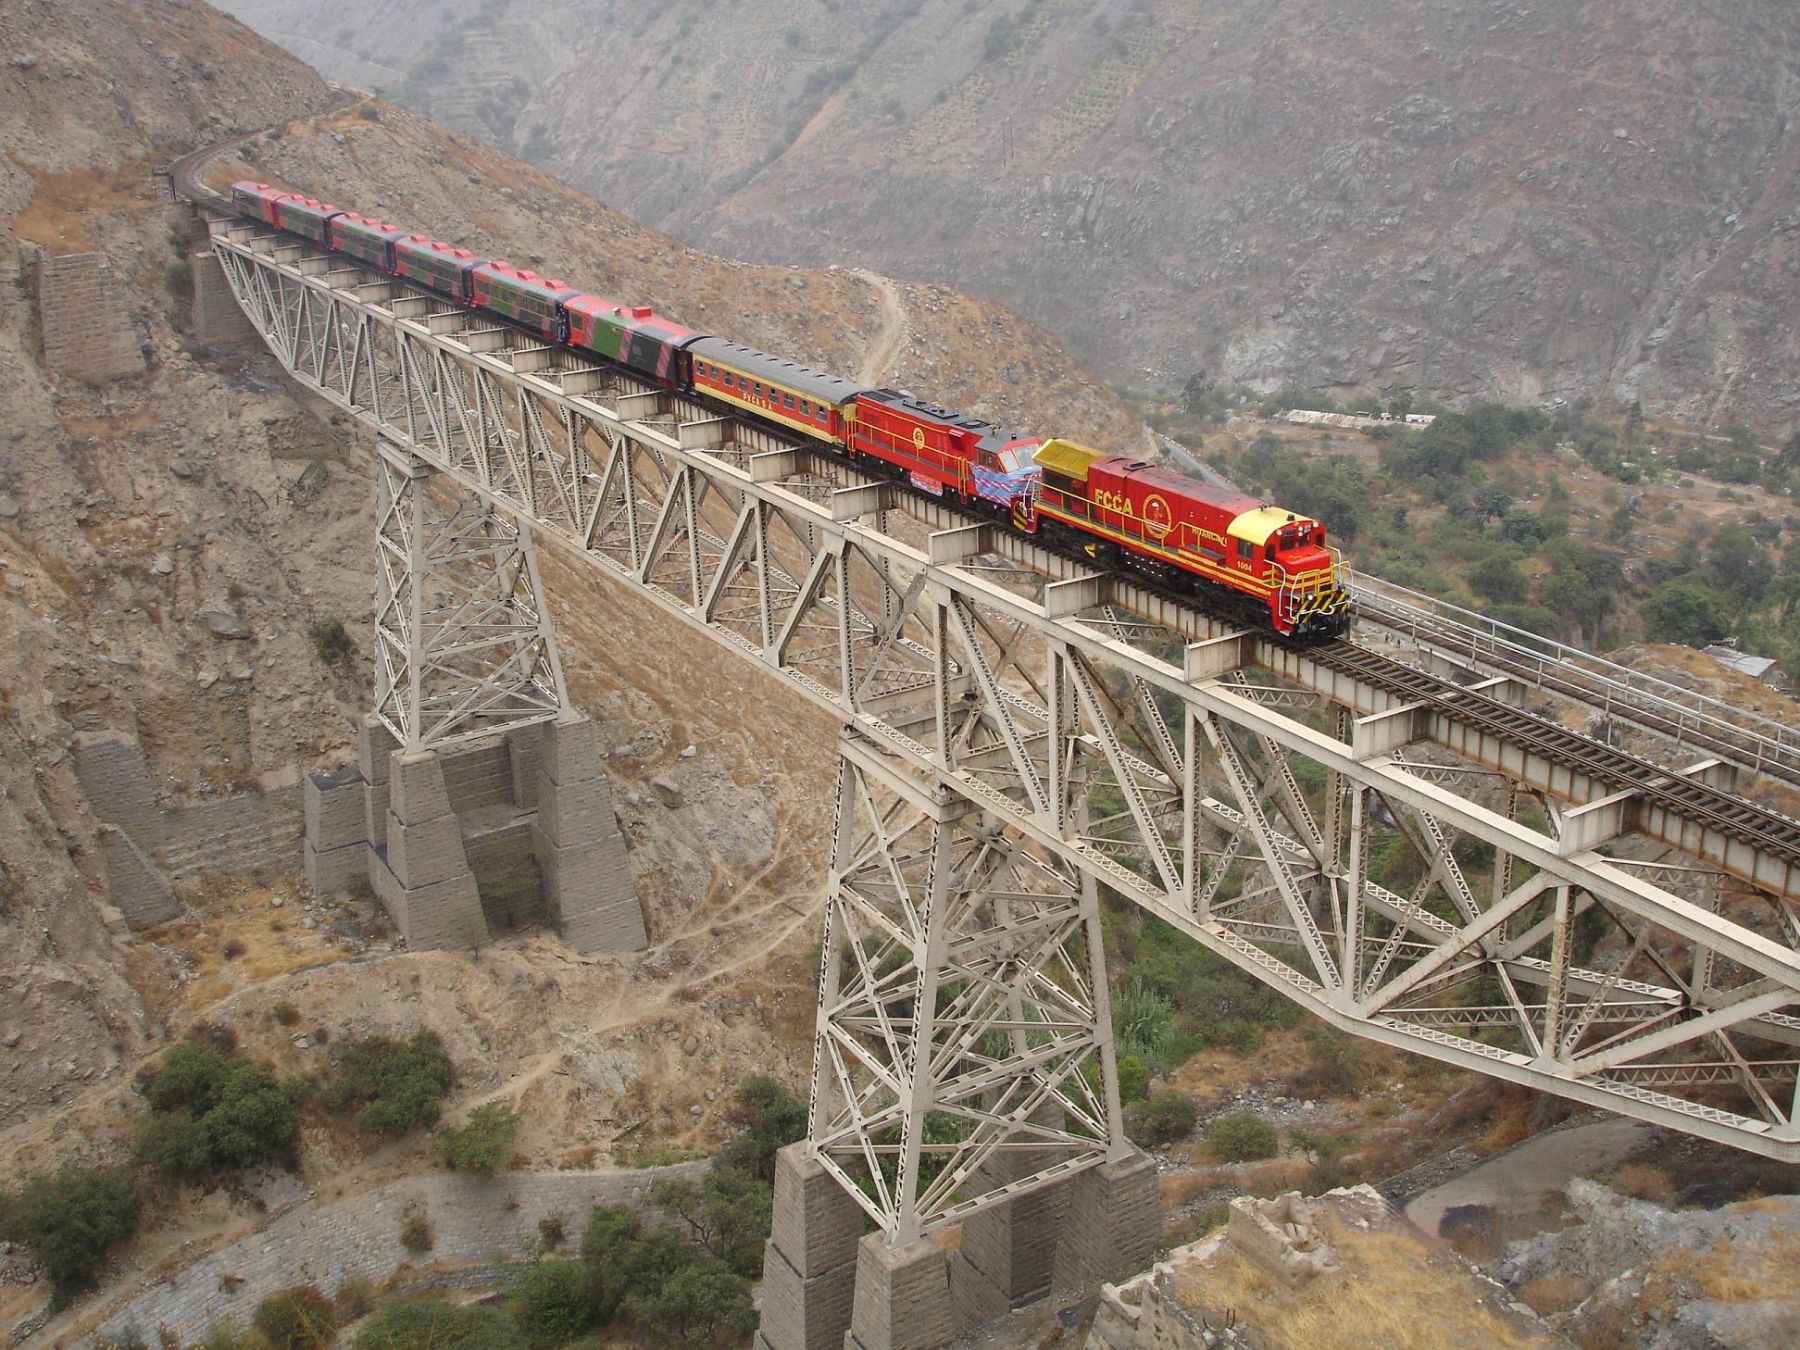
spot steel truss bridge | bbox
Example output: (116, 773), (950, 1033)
(198, 207), (1800, 1249)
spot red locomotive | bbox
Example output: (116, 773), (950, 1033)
(226, 181), (1351, 638)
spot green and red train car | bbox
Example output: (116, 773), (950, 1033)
(226, 180), (1350, 638)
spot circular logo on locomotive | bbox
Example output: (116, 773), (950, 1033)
(1143, 493), (1173, 540)
(913, 428), (927, 450)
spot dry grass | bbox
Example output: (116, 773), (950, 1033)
(1604, 1161), (1675, 1203)
(1645, 1233), (1800, 1305)
(1515, 1273), (1591, 1315)
(155, 882), (354, 1010)
(1166, 1218), (1554, 1349)
(10, 157), (161, 254)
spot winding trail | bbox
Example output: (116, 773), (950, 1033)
(853, 268), (909, 386)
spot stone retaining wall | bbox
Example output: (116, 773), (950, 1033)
(94, 1164), (707, 1346)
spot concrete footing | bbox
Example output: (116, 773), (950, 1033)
(1051, 1151), (1161, 1290)
(534, 714), (645, 951)
(758, 1146), (866, 1350)
(847, 1232), (954, 1350)
(759, 1144), (1160, 1350)
(950, 1160), (1068, 1325)
(190, 251), (258, 346)
(372, 749), (487, 949)
(302, 713), (644, 952)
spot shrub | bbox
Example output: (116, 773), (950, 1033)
(580, 1206), (699, 1323)
(274, 1003), (302, 1027)
(1125, 1092), (1198, 1148)
(333, 1276), (376, 1322)
(1115, 1054), (1150, 1103)
(399, 1211), (434, 1254)
(537, 1212), (567, 1250)
(137, 1045), (305, 1179)
(507, 1259), (597, 1347)
(0, 1166), (141, 1307)
(309, 617), (355, 667)
(324, 1030), (453, 1136)
(135, 1110), (216, 1180)
(253, 1285), (336, 1350)
(1205, 1112), (1278, 1162)
(440, 1104), (518, 1175)
(353, 1298), (525, 1350)
(711, 1075), (806, 1182)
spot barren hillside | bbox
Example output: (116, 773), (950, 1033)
(0, 0), (1156, 1313)
(217, 0), (1800, 436)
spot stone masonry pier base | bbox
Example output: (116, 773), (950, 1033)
(757, 1145), (865, 1350)
(1052, 1151), (1160, 1290)
(368, 747), (487, 950)
(534, 713), (645, 951)
(846, 1232), (954, 1350)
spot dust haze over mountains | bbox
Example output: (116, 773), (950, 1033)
(218, 0), (1800, 434)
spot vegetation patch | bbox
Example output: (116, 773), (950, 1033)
(320, 1029), (453, 1136)
(440, 1104), (520, 1175)
(135, 1039), (307, 1180)
(0, 1166), (141, 1308)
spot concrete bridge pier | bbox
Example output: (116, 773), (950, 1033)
(758, 1143), (1159, 1350)
(370, 746), (488, 949)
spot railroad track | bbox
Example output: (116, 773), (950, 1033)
(174, 125), (1800, 882)
(1355, 582), (1800, 789)
(1304, 639), (1800, 869)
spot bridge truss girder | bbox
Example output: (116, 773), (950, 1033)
(208, 221), (1800, 1183)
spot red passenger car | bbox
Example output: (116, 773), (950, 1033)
(848, 390), (1041, 519)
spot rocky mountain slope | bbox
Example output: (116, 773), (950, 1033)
(216, 0), (1800, 435)
(0, 0), (1149, 1268)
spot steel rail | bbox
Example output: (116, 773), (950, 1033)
(194, 207), (1800, 1158)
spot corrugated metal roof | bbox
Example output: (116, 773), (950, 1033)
(687, 337), (866, 405)
(1033, 439), (1107, 481)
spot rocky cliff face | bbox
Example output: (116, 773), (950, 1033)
(0, 0), (1144, 1174)
(217, 0), (1800, 434)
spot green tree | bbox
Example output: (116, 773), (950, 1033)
(651, 1168), (772, 1278)
(712, 1076), (806, 1183)
(353, 1297), (526, 1350)
(1641, 580), (1730, 647)
(633, 1262), (756, 1347)
(581, 1207), (702, 1326)
(1124, 1091), (1198, 1148)
(1386, 390), (1414, 421)
(0, 1167), (140, 1307)
(137, 1048), (305, 1179)
(507, 1259), (596, 1348)
(440, 1105), (519, 1175)
(1467, 553), (1529, 604)
(325, 1030), (453, 1136)
(1623, 399), (1644, 446)
(1705, 523), (1773, 615)
(1204, 1112), (1279, 1162)
(1115, 1054), (1150, 1103)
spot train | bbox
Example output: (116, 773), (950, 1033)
(228, 182), (1352, 639)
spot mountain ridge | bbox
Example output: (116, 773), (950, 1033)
(217, 0), (1800, 434)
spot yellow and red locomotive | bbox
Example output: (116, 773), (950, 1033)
(226, 180), (1351, 638)
(1034, 441), (1348, 637)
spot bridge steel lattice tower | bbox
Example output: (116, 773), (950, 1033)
(201, 213), (1800, 1350)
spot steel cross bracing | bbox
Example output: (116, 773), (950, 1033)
(208, 217), (1800, 1188)
(372, 443), (570, 751)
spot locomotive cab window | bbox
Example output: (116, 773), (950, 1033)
(1237, 540), (1255, 560)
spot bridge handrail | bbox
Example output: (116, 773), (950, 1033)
(1352, 573), (1800, 778)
